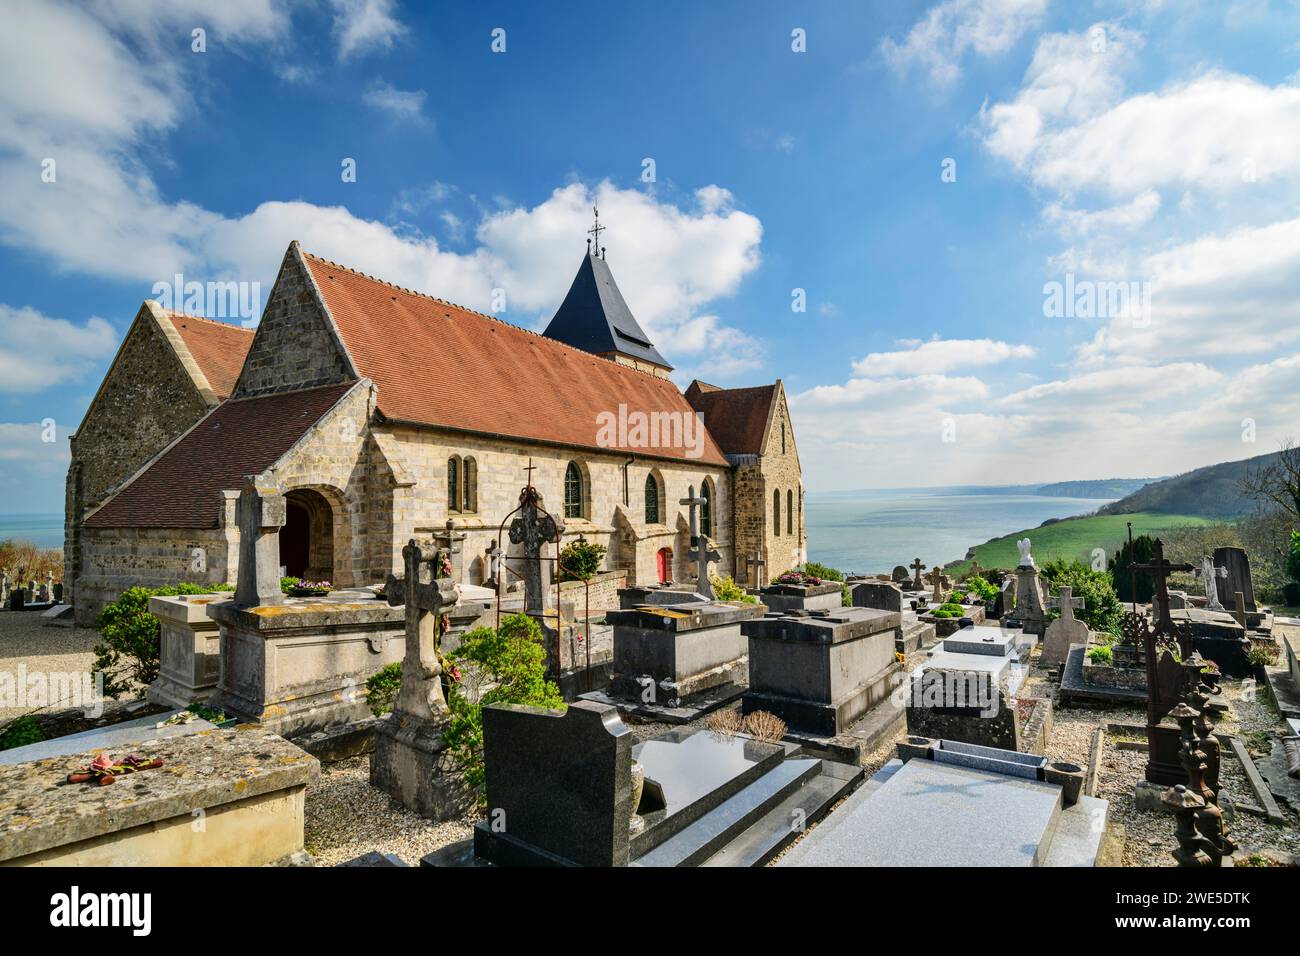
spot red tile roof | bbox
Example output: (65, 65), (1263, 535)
(165, 312), (255, 400)
(684, 382), (776, 456)
(301, 252), (728, 466)
(84, 384), (354, 529)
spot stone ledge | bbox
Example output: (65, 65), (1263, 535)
(0, 725), (318, 863)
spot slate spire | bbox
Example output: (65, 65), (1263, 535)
(542, 215), (672, 373)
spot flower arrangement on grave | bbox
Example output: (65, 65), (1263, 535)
(775, 570), (823, 586)
(64, 753), (164, 787)
(287, 579), (332, 597)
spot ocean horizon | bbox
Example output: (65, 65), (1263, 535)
(2, 487), (1113, 570)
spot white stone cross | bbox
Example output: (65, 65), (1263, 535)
(680, 493), (719, 599)
(1048, 586), (1085, 622)
(1196, 555), (1229, 611)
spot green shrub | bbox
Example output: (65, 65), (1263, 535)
(1042, 559), (1123, 638)
(1247, 643), (1279, 667)
(93, 583), (228, 699)
(1109, 535), (1159, 604)
(557, 536), (607, 582)
(280, 576), (301, 593)
(1088, 645), (1114, 665)
(443, 613), (564, 798)
(366, 662), (403, 716)
(0, 714), (43, 751)
(801, 562), (843, 582)
(1287, 531), (1300, 586)
(929, 603), (965, 619)
(710, 574), (757, 604)
(964, 575), (998, 602)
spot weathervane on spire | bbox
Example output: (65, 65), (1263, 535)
(587, 205), (605, 258)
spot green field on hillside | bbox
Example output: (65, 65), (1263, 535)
(948, 512), (1216, 574)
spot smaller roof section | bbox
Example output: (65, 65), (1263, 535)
(684, 380), (778, 456)
(542, 251), (671, 371)
(163, 311), (255, 400)
(84, 383), (356, 529)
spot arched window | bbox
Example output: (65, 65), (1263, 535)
(700, 480), (713, 538)
(773, 489), (781, 537)
(447, 457), (461, 513)
(786, 489), (793, 536)
(564, 462), (584, 518)
(462, 457), (477, 513)
(644, 473), (660, 523)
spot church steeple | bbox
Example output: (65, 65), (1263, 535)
(542, 207), (673, 377)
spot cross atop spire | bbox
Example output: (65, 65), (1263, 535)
(587, 205), (605, 259)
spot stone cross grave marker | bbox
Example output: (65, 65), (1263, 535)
(1129, 540), (1195, 722)
(509, 484), (562, 617)
(485, 540), (504, 587)
(680, 492), (719, 600)
(1048, 586), (1085, 622)
(925, 566), (945, 603)
(1040, 585), (1089, 669)
(234, 476), (287, 609)
(967, 559), (984, 580)
(910, 558), (926, 590)
(385, 539), (459, 721)
(746, 550), (766, 588)
(1196, 556), (1228, 612)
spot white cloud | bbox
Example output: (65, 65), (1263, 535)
(362, 79), (429, 124)
(328, 0), (407, 59)
(0, 305), (118, 393)
(880, 0), (1047, 88)
(998, 362), (1220, 407)
(851, 338), (1036, 377)
(1043, 190), (1161, 237)
(0, 3), (765, 386)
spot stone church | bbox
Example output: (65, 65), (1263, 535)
(66, 239), (807, 623)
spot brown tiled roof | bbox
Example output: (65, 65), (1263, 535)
(301, 252), (728, 466)
(84, 384), (354, 529)
(685, 382), (776, 456)
(166, 311), (255, 400)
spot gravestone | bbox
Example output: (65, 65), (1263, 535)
(925, 566), (945, 603)
(849, 580), (902, 614)
(1197, 555), (1228, 612)
(891, 565), (910, 585)
(471, 701), (634, 867)
(1213, 547), (1256, 615)
(233, 476), (287, 608)
(908, 558), (926, 591)
(1040, 586), (1089, 670)
(1012, 546), (1047, 636)
(746, 551), (767, 588)
(679, 493), (718, 600)
(742, 606), (903, 738)
(0, 570), (8, 607)
(484, 540), (504, 588)
(755, 580), (842, 613)
(509, 481), (564, 675)
(371, 538), (468, 820)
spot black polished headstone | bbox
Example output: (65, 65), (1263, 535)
(475, 700), (633, 867)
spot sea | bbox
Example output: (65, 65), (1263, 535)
(0, 513), (63, 549)
(2, 488), (1115, 569)
(805, 488), (1115, 575)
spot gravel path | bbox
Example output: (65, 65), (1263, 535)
(0, 609), (100, 721)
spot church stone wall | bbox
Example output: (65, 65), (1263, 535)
(380, 426), (733, 589)
(731, 388), (806, 583)
(233, 247), (354, 398)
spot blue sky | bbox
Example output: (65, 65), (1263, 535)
(3, 0), (1300, 512)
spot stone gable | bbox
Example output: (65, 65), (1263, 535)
(232, 244), (356, 398)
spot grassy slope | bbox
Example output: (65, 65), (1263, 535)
(948, 511), (1216, 573)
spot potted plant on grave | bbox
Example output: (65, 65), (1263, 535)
(285, 578), (332, 598)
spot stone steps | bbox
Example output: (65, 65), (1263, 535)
(700, 759), (861, 867)
(634, 758), (822, 867)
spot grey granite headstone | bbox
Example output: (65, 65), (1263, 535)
(849, 580), (903, 614)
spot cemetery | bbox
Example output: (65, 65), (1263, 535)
(4, 503), (1298, 871)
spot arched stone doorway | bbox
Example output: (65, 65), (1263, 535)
(280, 488), (336, 582)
